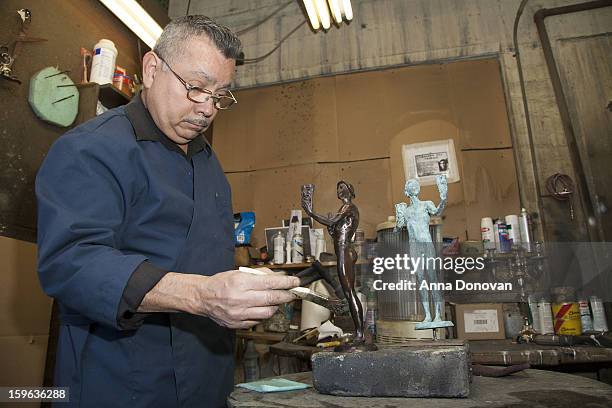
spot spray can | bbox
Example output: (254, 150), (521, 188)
(505, 214), (521, 247)
(273, 232), (285, 264)
(519, 208), (533, 252)
(493, 220), (502, 252)
(498, 222), (512, 253)
(590, 296), (609, 332)
(291, 232), (304, 264)
(538, 298), (554, 334)
(481, 217), (495, 250)
(579, 299), (594, 333)
(90, 39), (118, 85)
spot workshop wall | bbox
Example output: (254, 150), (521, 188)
(0, 0), (141, 243)
(170, 0), (612, 243)
(215, 58), (520, 247)
(0, 0), (142, 388)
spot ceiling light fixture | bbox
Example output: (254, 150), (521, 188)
(98, 0), (163, 49)
(303, 0), (353, 31)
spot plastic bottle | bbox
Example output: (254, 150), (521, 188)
(493, 219), (502, 252)
(291, 232), (304, 264)
(242, 340), (259, 382)
(90, 39), (118, 85)
(273, 232), (285, 264)
(590, 296), (609, 332)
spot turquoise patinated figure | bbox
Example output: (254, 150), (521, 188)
(395, 175), (454, 330)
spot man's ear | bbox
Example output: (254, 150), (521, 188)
(142, 51), (159, 89)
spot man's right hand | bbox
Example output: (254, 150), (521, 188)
(139, 270), (299, 329)
(190, 270), (299, 329)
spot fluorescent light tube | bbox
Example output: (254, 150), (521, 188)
(302, 0), (321, 30)
(342, 0), (353, 21)
(328, 0), (343, 24)
(98, 0), (163, 49)
(314, 0), (331, 30)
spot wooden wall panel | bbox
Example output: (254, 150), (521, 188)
(0, 335), (49, 387)
(339, 159), (394, 238)
(0, 236), (51, 337)
(335, 64), (452, 161)
(214, 91), (259, 172)
(0, 235), (52, 388)
(252, 78), (339, 169)
(0, 236), (51, 338)
(448, 59), (513, 149)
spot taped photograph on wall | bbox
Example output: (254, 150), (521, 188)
(402, 139), (460, 186)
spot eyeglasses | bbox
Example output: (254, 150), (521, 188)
(156, 54), (237, 110)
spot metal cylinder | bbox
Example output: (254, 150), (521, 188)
(375, 216), (441, 321)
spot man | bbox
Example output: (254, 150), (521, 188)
(36, 16), (298, 407)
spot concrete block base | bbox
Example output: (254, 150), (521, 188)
(311, 340), (471, 397)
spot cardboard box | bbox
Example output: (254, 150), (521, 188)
(454, 303), (505, 340)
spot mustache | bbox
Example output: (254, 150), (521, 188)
(184, 118), (209, 128)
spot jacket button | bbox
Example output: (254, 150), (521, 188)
(215, 192), (219, 198)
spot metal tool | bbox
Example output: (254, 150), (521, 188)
(238, 266), (348, 315)
(1, 9), (47, 84)
(295, 260), (344, 299)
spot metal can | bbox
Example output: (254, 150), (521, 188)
(552, 302), (582, 335)
(497, 222), (511, 253)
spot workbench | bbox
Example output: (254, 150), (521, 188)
(269, 339), (612, 368)
(228, 369), (612, 407)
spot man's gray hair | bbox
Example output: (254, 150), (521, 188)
(153, 15), (242, 62)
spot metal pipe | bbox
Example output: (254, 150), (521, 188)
(533, 0), (612, 241)
(512, 0), (548, 240)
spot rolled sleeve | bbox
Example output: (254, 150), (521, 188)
(118, 261), (168, 330)
(36, 133), (146, 330)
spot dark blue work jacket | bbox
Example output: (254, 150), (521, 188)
(36, 96), (236, 407)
